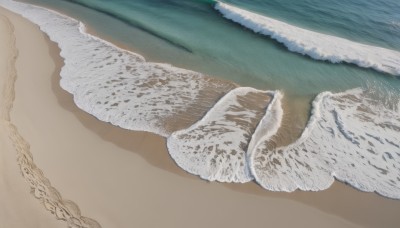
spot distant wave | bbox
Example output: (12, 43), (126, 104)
(2, 0), (400, 201)
(215, 1), (400, 76)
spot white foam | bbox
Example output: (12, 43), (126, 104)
(247, 91), (283, 155)
(251, 88), (400, 199)
(167, 87), (273, 183)
(215, 1), (400, 76)
(0, 0), (232, 137)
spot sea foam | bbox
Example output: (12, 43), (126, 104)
(215, 1), (400, 76)
(167, 88), (277, 183)
(250, 88), (400, 199)
(1, 0), (236, 137)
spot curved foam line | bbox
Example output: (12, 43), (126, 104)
(2, 0), (235, 138)
(215, 1), (400, 76)
(167, 87), (274, 183)
(250, 88), (400, 199)
(249, 91), (333, 192)
(247, 91), (283, 155)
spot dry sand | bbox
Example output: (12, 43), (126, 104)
(0, 10), (65, 228)
(1, 5), (400, 228)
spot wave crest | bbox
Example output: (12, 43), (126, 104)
(215, 1), (400, 76)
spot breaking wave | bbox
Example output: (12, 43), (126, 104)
(215, 1), (400, 76)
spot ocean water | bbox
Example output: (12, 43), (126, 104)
(20, 0), (400, 95)
(4, 0), (400, 199)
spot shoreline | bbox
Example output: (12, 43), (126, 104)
(17, 0), (311, 146)
(1, 2), (400, 228)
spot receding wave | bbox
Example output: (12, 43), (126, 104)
(167, 88), (279, 183)
(214, 1), (400, 76)
(2, 0), (400, 202)
(250, 88), (400, 199)
(1, 0), (238, 137)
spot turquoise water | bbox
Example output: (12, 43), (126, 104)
(227, 0), (400, 50)
(21, 0), (400, 141)
(23, 0), (400, 97)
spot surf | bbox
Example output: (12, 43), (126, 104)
(214, 1), (400, 76)
(167, 88), (281, 183)
(250, 88), (400, 199)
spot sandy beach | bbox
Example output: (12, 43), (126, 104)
(1, 5), (400, 228)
